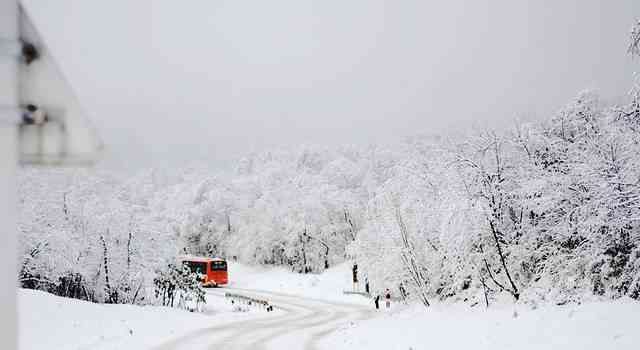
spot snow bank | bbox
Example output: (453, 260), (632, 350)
(320, 298), (640, 350)
(18, 288), (265, 350)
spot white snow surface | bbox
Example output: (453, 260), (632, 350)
(321, 298), (640, 350)
(19, 262), (640, 350)
(18, 287), (267, 350)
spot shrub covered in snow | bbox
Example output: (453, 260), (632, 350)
(153, 264), (206, 312)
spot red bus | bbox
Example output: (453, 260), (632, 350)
(181, 257), (228, 287)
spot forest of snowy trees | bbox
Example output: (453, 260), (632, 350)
(17, 22), (640, 309)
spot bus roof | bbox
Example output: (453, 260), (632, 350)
(178, 256), (226, 263)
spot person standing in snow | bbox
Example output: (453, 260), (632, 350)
(399, 282), (407, 301)
(374, 294), (380, 310)
(365, 277), (370, 294)
(385, 288), (391, 309)
(352, 263), (358, 291)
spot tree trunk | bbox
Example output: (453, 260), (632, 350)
(396, 208), (431, 307)
(100, 233), (114, 303)
(488, 221), (520, 301)
(127, 230), (133, 272)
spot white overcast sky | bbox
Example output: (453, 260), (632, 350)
(22, 0), (640, 172)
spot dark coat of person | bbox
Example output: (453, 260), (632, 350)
(352, 264), (358, 283)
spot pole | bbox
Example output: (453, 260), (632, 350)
(0, 0), (19, 349)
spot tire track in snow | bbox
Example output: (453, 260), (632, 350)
(151, 288), (373, 350)
(204, 290), (329, 350)
(219, 288), (371, 350)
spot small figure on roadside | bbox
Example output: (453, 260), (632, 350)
(399, 282), (407, 301)
(352, 263), (359, 291)
(374, 294), (380, 310)
(365, 277), (370, 295)
(385, 288), (391, 309)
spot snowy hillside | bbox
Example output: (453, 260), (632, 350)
(18, 286), (266, 350)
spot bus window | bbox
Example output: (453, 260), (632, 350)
(183, 261), (207, 274)
(211, 261), (227, 271)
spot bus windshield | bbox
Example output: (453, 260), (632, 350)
(183, 261), (207, 274)
(211, 261), (227, 271)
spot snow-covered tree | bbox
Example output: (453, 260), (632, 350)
(629, 19), (640, 58)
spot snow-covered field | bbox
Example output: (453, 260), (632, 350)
(18, 287), (270, 350)
(19, 262), (640, 350)
(322, 298), (640, 350)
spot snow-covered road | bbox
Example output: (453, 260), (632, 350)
(152, 288), (372, 350)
